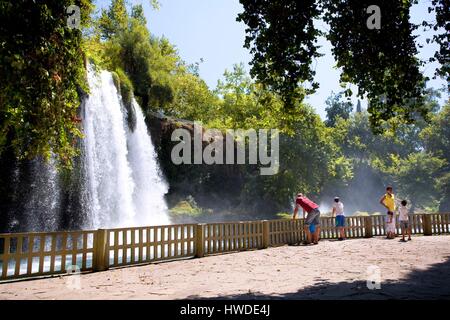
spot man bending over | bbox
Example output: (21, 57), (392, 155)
(293, 193), (321, 245)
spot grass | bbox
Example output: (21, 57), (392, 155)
(169, 198), (213, 218)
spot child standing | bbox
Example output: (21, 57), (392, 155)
(398, 200), (412, 242)
(332, 197), (345, 240)
(385, 211), (396, 239)
(380, 186), (396, 239)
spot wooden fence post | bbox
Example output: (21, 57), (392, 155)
(364, 216), (373, 238)
(195, 224), (205, 258)
(262, 220), (270, 248)
(93, 229), (109, 271)
(423, 214), (432, 236)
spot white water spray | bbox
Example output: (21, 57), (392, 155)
(127, 100), (169, 226)
(22, 157), (61, 232)
(82, 67), (169, 228)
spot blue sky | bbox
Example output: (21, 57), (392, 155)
(97, 0), (448, 119)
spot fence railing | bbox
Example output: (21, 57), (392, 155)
(1, 213), (449, 282)
(269, 219), (303, 245)
(202, 221), (264, 255)
(0, 230), (96, 280)
(104, 224), (197, 269)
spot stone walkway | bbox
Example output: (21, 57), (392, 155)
(1, 235), (450, 299)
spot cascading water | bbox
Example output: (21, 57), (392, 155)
(81, 66), (169, 229)
(126, 100), (169, 226)
(0, 66), (169, 233)
(19, 157), (61, 232)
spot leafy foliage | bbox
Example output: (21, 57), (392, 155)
(90, 0), (177, 114)
(322, 0), (426, 131)
(111, 68), (135, 131)
(385, 152), (445, 211)
(240, 107), (352, 209)
(169, 196), (209, 217)
(0, 0), (93, 167)
(420, 103), (450, 211)
(209, 64), (309, 135)
(324, 91), (353, 127)
(237, 0), (322, 107)
(238, 0), (447, 132)
(1, 0), (449, 220)
(425, 0), (450, 85)
(328, 93), (449, 212)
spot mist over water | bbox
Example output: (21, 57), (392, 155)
(321, 163), (387, 215)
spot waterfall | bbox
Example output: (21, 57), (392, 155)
(127, 100), (170, 226)
(0, 66), (169, 233)
(81, 67), (169, 229)
(20, 157), (61, 232)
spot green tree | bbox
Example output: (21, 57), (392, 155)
(238, 0), (446, 131)
(421, 103), (450, 165)
(324, 91), (353, 127)
(0, 0), (93, 167)
(210, 63), (308, 134)
(146, 37), (180, 112)
(241, 105), (352, 211)
(237, 0), (321, 107)
(387, 153), (446, 211)
(97, 0), (128, 39)
(93, 2), (177, 113)
(131, 4), (147, 26)
(169, 72), (219, 121)
(424, 0), (450, 84)
(421, 103), (450, 211)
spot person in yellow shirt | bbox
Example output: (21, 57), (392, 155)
(379, 186), (396, 239)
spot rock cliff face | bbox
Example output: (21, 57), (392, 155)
(146, 115), (242, 209)
(145, 114), (278, 222)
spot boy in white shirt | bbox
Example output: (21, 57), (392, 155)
(332, 197), (345, 240)
(398, 200), (411, 242)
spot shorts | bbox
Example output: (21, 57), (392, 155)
(305, 208), (320, 226)
(386, 221), (396, 233)
(335, 215), (345, 227)
(400, 221), (409, 230)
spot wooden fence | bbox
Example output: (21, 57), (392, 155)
(0, 230), (96, 280)
(103, 224), (197, 269)
(269, 219), (303, 245)
(1, 213), (449, 282)
(203, 221), (264, 255)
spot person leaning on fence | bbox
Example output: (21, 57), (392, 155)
(398, 200), (412, 242)
(332, 196), (346, 241)
(293, 193), (321, 245)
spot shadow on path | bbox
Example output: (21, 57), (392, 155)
(185, 255), (450, 300)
